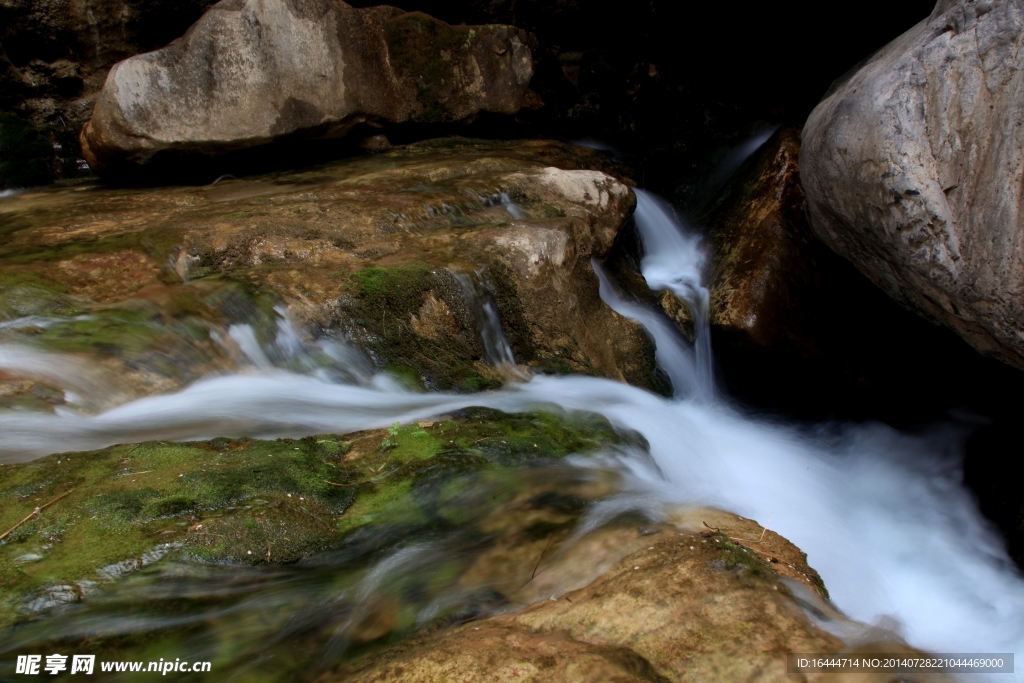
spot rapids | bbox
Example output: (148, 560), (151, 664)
(1, 189), (1022, 678)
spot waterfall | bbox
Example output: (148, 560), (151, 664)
(593, 261), (700, 398)
(2, 201), (1024, 672)
(454, 271), (528, 381)
(632, 189), (714, 400)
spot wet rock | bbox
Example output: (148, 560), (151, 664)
(0, 407), (624, 629)
(80, 0), (536, 175)
(325, 510), (921, 683)
(679, 127), (1024, 425)
(801, 0), (1024, 371)
(0, 139), (653, 399)
(1, 419), (934, 680)
(695, 127), (817, 353)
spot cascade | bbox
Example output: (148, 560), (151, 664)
(453, 271), (528, 380)
(0, 190), (1022, 678)
(632, 190), (715, 399)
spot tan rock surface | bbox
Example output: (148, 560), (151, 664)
(801, 0), (1024, 369)
(0, 139), (653, 401)
(324, 509), (942, 683)
(80, 0), (536, 174)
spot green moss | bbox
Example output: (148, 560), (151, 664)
(384, 363), (425, 391)
(0, 407), (625, 629)
(0, 278), (82, 319)
(352, 264), (434, 304)
(343, 264), (487, 391)
(710, 534), (770, 580)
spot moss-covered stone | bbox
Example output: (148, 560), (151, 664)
(0, 139), (653, 402)
(0, 407), (623, 630)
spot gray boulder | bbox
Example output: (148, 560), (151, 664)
(801, 0), (1024, 368)
(80, 0), (535, 173)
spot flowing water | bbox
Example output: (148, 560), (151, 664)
(452, 271), (528, 381)
(1, 189), (1023, 679)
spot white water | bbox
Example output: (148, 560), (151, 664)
(453, 271), (528, 380)
(633, 189), (714, 399)
(0, 193), (1022, 674)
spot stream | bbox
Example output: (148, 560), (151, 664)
(1, 186), (1023, 680)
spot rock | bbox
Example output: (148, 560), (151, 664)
(696, 127), (818, 352)
(658, 127), (1023, 426)
(801, 0), (1024, 370)
(0, 139), (653, 405)
(324, 509), (933, 683)
(79, 0), (536, 175)
(0, 407), (624, 630)
(0, 0), (219, 123)
(4, 416), (925, 680)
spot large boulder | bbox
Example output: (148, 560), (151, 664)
(0, 139), (653, 421)
(801, 0), (1024, 370)
(651, 127), (1021, 426)
(79, 0), (536, 174)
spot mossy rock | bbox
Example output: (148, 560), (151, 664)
(0, 139), (652, 401)
(0, 407), (624, 631)
(340, 264), (507, 391)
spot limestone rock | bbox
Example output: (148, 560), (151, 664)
(699, 127), (819, 352)
(0, 139), (652, 401)
(324, 510), (925, 683)
(80, 0), (536, 174)
(801, 0), (1024, 369)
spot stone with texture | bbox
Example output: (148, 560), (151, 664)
(801, 0), (1024, 369)
(80, 0), (535, 173)
(322, 508), (940, 683)
(0, 139), (652, 404)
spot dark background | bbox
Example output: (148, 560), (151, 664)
(347, 0), (938, 204)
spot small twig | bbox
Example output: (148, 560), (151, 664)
(702, 520), (719, 533)
(0, 490), (75, 543)
(729, 513), (774, 544)
(514, 535), (558, 594)
(324, 479), (359, 488)
(38, 490), (73, 512)
(285, 503), (332, 530)
(532, 535), (556, 580)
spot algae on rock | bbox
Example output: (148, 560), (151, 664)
(0, 406), (623, 631)
(0, 139), (654, 406)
